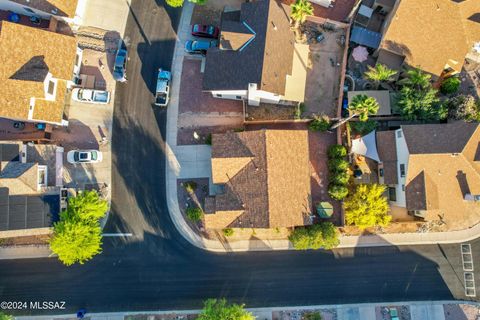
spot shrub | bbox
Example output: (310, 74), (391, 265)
(327, 144), (347, 159)
(222, 228), (234, 237)
(183, 181), (197, 193)
(166, 0), (184, 7)
(186, 207), (203, 222)
(309, 114), (330, 132)
(199, 299), (254, 320)
(294, 102), (306, 119)
(0, 312), (13, 320)
(350, 119), (377, 136)
(328, 184), (349, 200)
(289, 222), (339, 250)
(447, 95), (480, 121)
(440, 77), (461, 95)
(330, 170), (350, 185)
(328, 158), (349, 173)
(205, 133), (212, 145)
(304, 312), (323, 320)
(344, 184), (391, 229)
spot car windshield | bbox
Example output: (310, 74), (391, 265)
(114, 66), (123, 74)
(91, 151), (97, 161)
(193, 25), (199, 32)
(94, 91), (108, 102)
(73, 153), (79, 162)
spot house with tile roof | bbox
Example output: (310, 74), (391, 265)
(376, 122), (480, 230)
(204, 129), (313, 229)
(0, 0), (80, 23)
(374, 0), (480, 79)
(0, 141), (63, 235)
(0, 20), (78, 125)
(203, 0), (309, 106)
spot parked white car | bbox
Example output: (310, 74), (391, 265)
(72, 88), (111, 104)
(67, 150), (103, 164)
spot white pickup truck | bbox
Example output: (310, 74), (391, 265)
(72, 88), (111, 104)
(155, 69), (171, 107)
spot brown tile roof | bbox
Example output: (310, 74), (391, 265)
(31, 80), (68, 123)
(206, 129), (312, 229)
(219, 20), (255, 51)
(11, 0), (78, 18)
(376, 130), (398, 185)
(405, 170), (438, 211)
(0, 162), (38, 195)
(402, 122), (479, 154)
(381, 0), (477, 76)
(203, 0), (295, 95)
(0, 21), (76, 122)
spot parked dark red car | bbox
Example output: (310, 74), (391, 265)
(191, 24), (219, 39)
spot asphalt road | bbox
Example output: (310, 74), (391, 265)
(0, 0), (479, 315)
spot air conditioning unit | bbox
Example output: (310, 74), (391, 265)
(60, 188), (68, 211)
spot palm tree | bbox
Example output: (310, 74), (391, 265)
(348, 94), (380, 121)
(291, 0), (313, 42)
(399, 68), (431, 89)
(364, 63), (397, 89)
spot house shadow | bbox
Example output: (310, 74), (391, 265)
(456, 170), (470, 197)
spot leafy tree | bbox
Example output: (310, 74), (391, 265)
(289, 222), (339, 250)
(198, 298), (255, 320)
(66, 190), (108, 222)
(223, 228), (234, 237)
(0, 312), (13, 320)
(399, 68), (431, 89)
(186, 207), (203, 222)
(328, 184), (348, 200)
(447, 95), (480, 121)
(364, 63), (397, 89)
(304, 312), (323, 320)
(397, 86), (445, 120)
(348, 95), (380, 121)
(328, 158), (349, 173)
(166, 0), (184, 7)
(330, 171), (350, 185)
(344, 184), (391, 230)
(349, 119), (377, 136)
(327, 145), (347, 158)
(291, 0), (313, 41)
(49, 217), (102, 266)
(440, 76), (461, 94)
(309, 114), (330, 132)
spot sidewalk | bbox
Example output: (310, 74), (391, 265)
(15, 301), (480, 320)
(164, 3), (480, 252)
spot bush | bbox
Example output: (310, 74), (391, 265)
(186, 207), (203, 222)
(328, 184), (349, 200)
(440, 77), (461, 94)
(447, 95), (480, 121)
(309, 114), (330, 132)
(350, 119), (377, 136)
(183, 181), (197, 193)
(294, 102), (306, 119)
(0, 312), (13, 320)
(304, 312), (323, 320)
(327, 144), (347, 159)
(166, 0), (184, 7)
(222, 228), (234, 237)
(330, 170), (350, 185)
(289, 222), (339, 250)
(199, 299), (254, 320)
(328, 158), (349, 173)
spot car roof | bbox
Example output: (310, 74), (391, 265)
(193, 40), (213, 50)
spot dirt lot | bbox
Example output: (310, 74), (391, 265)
(177, 125), (244, 145)
(444, 304), (480, 320)
(246, 103), (297, 121)
(0, 234), (50, 246)
(281, 0), (356, 22)
(303, 21), (347, 118)
(190, 0), (243, 26)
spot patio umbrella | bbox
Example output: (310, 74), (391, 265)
(352, 45), (369, 62)
(316, 202), (333, 218)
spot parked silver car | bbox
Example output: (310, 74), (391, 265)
(67, 150), (103, 164)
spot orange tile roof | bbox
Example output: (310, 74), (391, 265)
(0, 21), (76, 122)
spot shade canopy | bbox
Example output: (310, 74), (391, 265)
(351, 130), (380, 162)
(352, 46), (369, 62)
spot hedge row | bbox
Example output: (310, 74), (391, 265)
(327, 145), (349, 200)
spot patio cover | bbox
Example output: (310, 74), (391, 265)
(351, 130), (380, 162)
(350, 26), (382, 49)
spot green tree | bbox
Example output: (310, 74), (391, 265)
(399, 68), (431, 89)
(304, 312), (323, 320)
(166, 0), (184, 7)
(49, 217), (102, 266)
(290, 0), (313, 41)
(0, 312), (13, 320)
(309, 114), (330, 132)
(328, 184), (348, 200)
(198, 298), (255, 320)
(348, 95), (380, 121)
(289, 222), (339, 250)
(349, 119), (377, 136)
(327, 144), (347, 158)
(330, 171), (350, 185)
(66, 190), (108, 222)
(328, 158), (349, 173)
(440, 76), (461, 94)
(447, 95), (480, 121)
(186, 206), (203, 222)
(344, 184), (391, 230)
(364, 63), (397, 89)
(397, 86), (445, 120)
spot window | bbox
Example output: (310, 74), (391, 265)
(388, 187), (396, 201)
(396, 130), (402, 138)
(400, 164), (405, 177)
(47, 81), (55, 95)
(379, 168), (384, 177)
(23, 7), (35, 14)
(215, 94), (222, 98)
(75, 54), (80, 67)
(236, 96), (242, 100)
(402, 184), (405, 191)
